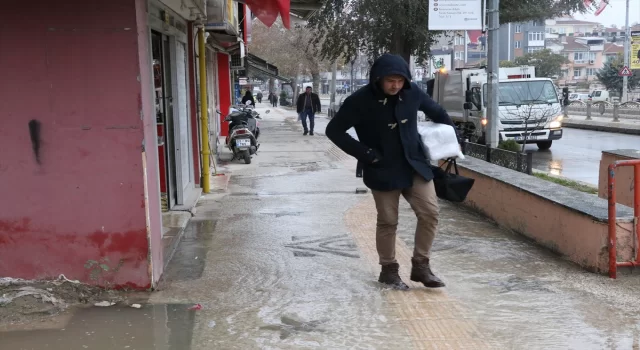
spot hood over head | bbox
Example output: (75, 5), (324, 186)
(369, 54), (412, 91)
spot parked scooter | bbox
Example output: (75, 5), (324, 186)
(224, 101), (269, 164)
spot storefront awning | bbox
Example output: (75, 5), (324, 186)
(246, 53), (290, 82)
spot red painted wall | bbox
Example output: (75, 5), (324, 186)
(217, 52), (231, 137)
(0, 0), (161, 288)
(135, 0), (164, 287)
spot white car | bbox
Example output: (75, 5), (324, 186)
(569, 93), (589, 101)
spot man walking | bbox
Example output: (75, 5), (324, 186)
(296, 86), (321, 136)
(326, 54), (458, 290)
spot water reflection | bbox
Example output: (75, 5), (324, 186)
(549, 160), (563, 176)
(1, 304), (196, 350)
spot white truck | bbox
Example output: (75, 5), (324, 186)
(427, 66), (563, 150)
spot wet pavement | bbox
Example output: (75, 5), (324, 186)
(6, 105), (640, 349)
(2, 304), (197, 350)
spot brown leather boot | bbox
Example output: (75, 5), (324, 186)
(378, 263), (409, 290)
(410, 258), (445, 288)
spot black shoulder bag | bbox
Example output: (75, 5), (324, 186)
(431, 158), (475, 203)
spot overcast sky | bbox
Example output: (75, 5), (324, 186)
(575, 0), (640, 27)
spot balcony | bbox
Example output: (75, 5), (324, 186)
(528, 40), (545, 47)
(571, 60), (597, 67)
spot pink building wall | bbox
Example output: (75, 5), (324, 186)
(0, 0), (162, 288)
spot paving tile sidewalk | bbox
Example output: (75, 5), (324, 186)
(151, 105), (640, 349)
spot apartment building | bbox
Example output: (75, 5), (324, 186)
(498, 20), (547, 61)
(593, 24), (640, 42)
(548, 36), (624, 85)
(431, 30), (486, 69)
(545, 18), (599, 36)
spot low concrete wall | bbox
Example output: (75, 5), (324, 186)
(598, 149), (640, 209)
(455, 157), (635, 273)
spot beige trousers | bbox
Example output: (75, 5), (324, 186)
(371, 174), (439, 265)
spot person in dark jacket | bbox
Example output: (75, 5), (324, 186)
(326, 53), (458, 290)
(296, 86), (321, 135)
(241, 91), (255, 107)
(257, 91), (263, 103)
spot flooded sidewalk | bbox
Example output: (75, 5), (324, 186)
(5, 105), (640, 349)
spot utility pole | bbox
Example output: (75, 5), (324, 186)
(464, 30), (468, 65)
(486, 0), (500, 148)
(350, 59), (355, 94)
(622, 0), (631, 102)
(330, 61), (337, 117)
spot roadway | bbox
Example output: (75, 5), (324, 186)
(293, 100), (640, 187)
(524, 128), (640, 185)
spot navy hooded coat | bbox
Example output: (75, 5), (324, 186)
(326, 54), (457, 191)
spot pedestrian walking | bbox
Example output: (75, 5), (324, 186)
(326, 54), (459, 290)
(257, 91), (263, 103)
(269, 92), (277, 107)
(296, 86), (321, 136)
(241, 90), (255, 107)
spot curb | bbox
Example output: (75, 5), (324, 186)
(531, 169), (599, 191)
(563, 120), (640, 135)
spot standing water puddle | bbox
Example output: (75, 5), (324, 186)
(2, 304), (196, 350)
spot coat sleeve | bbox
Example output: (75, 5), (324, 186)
(314, 95), (321, 113)
(325, 97), (375, 163)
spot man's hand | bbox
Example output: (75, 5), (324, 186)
(367, 148), (380, 164)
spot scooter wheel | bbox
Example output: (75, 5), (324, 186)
(243, 150), (251, 164)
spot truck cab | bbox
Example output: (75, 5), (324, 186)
(427, 66), (563, 150)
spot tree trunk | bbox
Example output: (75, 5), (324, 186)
(293, 75), (300, 102)
(392, 31), (412, 65)
(269, 78), (275, 94)
(311, 71), (321, 95)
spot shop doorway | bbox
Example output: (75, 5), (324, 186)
(152, 30), (178, 211)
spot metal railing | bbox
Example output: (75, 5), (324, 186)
(566, 101), (640, 122)
(463, 141), (533, 175)
(608, 159), (640, 279)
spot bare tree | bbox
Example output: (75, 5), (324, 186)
(249, 19), (330, 94)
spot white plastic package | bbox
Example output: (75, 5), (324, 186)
(417, 122), (465, 160)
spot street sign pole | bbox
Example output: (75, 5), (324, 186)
(622, 0), (630, 102)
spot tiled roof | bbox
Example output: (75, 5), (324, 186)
(603, 43), (623, 54)
(552, 18), (599, 25)
(560, 37), (588, 51)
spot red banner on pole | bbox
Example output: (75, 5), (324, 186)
(244, 0), (290, 29)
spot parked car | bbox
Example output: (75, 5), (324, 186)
(569, 93), (590, 101)
(589, 90), (619, 102)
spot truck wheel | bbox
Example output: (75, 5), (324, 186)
(536, 141), (552, 150)
(243, 150), (251, 164)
